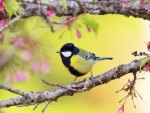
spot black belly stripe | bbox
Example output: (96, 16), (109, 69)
(68, 66), (86, 77)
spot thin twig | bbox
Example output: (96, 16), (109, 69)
(42, 100), (51, 113)
(119, 95), (129, 103)
(41, 16), (55, 32)
(0, 16), (21, 33)
(131, 93), (136, 108)
(134, 89), (143, 100)
(51, 18), (68, 24)
(33, 104), (39, 110)
(41, 79), (67, 89)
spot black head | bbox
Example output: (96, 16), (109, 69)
(60, 43), (74, 53)
(57, 43), (79, 67)
(59, 43), (79, 58)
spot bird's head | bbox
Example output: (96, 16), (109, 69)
(57, 43), (79, 58)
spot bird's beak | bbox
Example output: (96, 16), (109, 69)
(56, 51), (61, 54)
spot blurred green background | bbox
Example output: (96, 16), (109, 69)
(1, 14), (150, 113)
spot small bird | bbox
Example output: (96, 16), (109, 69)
(57, 43), (113, 82)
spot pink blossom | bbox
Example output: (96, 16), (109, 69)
(147, 42), (150, 51)
(140, 0), (145, 4)
(16, 70), (28, 81)
(21, 50), (33, 61)
(0, 0), (7, 28)
(118, 104), (124, 113)
(147, 10), (150, 14)
(0, 0), (4, 11)
(12, 38), (25, 48)
(5, 70), (29, 83)
(143, 62), (150, 72)
(45, 7), (55, 18)
(30, 61), (40, 73)
(0, 20), (5, 28)
(144, 4), (150, 11)
(76, 29), (81, 38)
(40, 60), (50, 73)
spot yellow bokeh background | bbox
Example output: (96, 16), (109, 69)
(1, 14), (150, 113)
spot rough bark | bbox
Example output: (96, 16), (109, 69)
(1, 0), (150, 32)
(0, 57), (144, 108)
(18, 0), (150, 20)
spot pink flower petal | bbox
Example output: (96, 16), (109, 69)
(12, 38), (25, 48)
(118, 104), (124, 113)
(147, 42), (150, 51)
(40, 61), (50, 73)
(147, 10), (150, 14)
(140, 0), (145, 4)
(0, 20), (5, 28)
(30, 61), (40, 73)
(46, 7), (55, 18)
(16, 70), (28, 81)
(76, 29), (81, 38)
(143, 62), (150, 72)
(21, 50), (33, 61)
(0, 0), (4, 11)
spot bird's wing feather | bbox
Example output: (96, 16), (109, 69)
(78, 49), (96, 60)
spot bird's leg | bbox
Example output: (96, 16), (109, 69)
(89, 71), (96, 87)
(73, 77), (78, 82)
(70, 77), (78, 88)
(70, 77), (78, 84)
(89, 71), (94, 81)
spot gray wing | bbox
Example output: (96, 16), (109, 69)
(79, 49), (97, 60)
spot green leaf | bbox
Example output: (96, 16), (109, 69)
(79, 15), (99, 34)
(5, 0), (21, 18)
(61, 0), (68, 12)
(144, 0), (150, 3)
(140, 57), (150, 72)
(92, 0), (96, 3)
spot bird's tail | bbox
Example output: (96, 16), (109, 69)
(96, 57), (113, 61)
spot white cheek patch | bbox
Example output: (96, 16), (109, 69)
(62, 51), (72, 57)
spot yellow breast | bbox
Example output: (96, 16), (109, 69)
(70, 55), (94, 74)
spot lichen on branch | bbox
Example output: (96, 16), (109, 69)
(0, 57), (144, 109)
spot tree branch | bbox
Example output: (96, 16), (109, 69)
(0, 16), (21, 33)
(1, 0), (150, 33)
(18, 0), (150, 20)
(0, 57), (145, 108)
